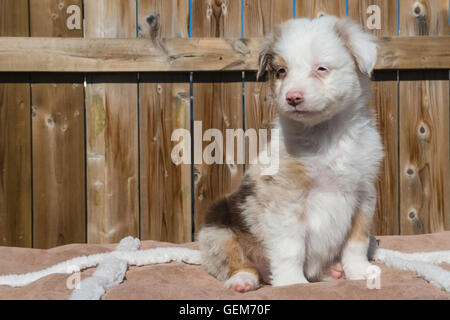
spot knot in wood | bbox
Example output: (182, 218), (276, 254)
(206, 4), (213, 20)
(412, 2), (426, 18)
(232, 39), (250, 55)
(408, 210), (417, 220)
(46, 116), (55, 128)
(146, 12), (161, 42)
(406, 167), (415, 176)
(221, 2), (228, 15)
(417, 122), (430, 140)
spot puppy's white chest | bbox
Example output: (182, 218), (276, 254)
(308, 141), (359, 192)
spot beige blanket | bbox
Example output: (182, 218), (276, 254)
(0, 232), (449, 300)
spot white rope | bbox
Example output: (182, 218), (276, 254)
(69, 237), (140, 300)
(0, 237), (201, 289)
(374, 248), (450, 293)
(0, 236), (449, 298)
(374, 248), (450, 265)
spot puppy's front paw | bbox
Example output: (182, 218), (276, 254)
(225, 271), (259, 293)
(343, 261), (373, 280)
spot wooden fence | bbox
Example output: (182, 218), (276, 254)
(0, 0), (449, 248)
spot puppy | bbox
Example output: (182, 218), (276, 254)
(198, 16), (383, 292)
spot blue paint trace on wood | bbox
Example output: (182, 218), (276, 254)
(188, 0), (194, 238)
(189, 0), (193, 38)
(397, 0), (400, 35)
(345, 0), (348, 16)
(241, 0), (244, 38)
(136, 0), (139, 38)
(293, 0), (296, 18)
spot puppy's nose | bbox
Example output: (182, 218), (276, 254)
(286, 90), (304, 106)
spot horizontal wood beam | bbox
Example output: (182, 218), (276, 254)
(0, 37), (448, 72)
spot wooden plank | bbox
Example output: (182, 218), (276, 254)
(84, 0), (139, 243)
(399, 0), (450, 234)
(0, 75), (32, 247)
(296, 0), (346, 18)
(448, 69), (450, 232)
(0, 0), (29, 36)
(30, 1), (85, 249)
(138, 0), (192, 243)
(29, 0), (82, 37)
(31, 74), (85, 248)
(0, 0), (31, 248)
(349, 0), (399, 235)
(0, 36), (449, 72)
(377, 36), (450, 69)
(192, 0), (244, 233)
(244, 0), (292, 164)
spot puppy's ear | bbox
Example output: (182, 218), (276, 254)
(334, 18), (378, 76)
(257, 34), (275, 80)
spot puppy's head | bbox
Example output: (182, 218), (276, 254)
(258, 16), (377, 126)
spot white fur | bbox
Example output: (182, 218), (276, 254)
(251, 16), (383, 285)
(272, 17), (377, 127)
(260, 201), (309, 285)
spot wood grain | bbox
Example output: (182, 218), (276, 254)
(0, 0), (29, 36)
(139, 0), (192, 243)
(0, 75), (32, 247)
(296, 0), (346, 18)
(0, 0), (31, 247)
(84, 0), (139, 243)
(192, 0), (244, 234)
(0, 36), (449, 72)
(30, 1), (85, 249)
(244, 0), (292, 164)
(399, 0), (449, 36)
(399, 0), (450, 234)
(29, 0), (82, 37)
(349, 0), (399, 235)
(138, 0), (189, 38)
(31, 74), (85, 248)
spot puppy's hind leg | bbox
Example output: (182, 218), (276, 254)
(198, 226), (260, 293)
